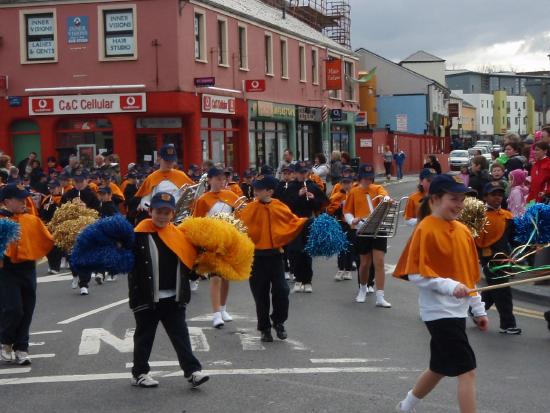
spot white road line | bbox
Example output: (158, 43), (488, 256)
(125, 361), (178, 368)
(30, 330), (62, 335)
(310, 358), (387, 364)
(0, 366), (418, 385)
(57, 298), (129, 325)
(29, 342), (45, 346)
(0, 368), (32, 375)
(188, 313), (256, 322)
(28, 354), (55, 359)
(188, 327), (210, 352)
(37, 274), (73, 284)
(236, 329), (265, 351)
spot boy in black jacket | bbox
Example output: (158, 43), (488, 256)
(129, 192), (208, 388)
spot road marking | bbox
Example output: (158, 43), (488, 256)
(37, 274), (73, 284)
(488, 307), (545, 320)
(125, 360), (234, 368)
(514, 306), (544, 316)
(28, 354), (55, 359)
(189, 327), (210, 352)
(286, 338), (308, 351)
(310, 358), (386, 364)
(235, 329), (265, 351)
(29, 342), (45, 346)
(0, 368), (32, 375)
(78, 328), (134, 355)
(31, 330), (62, 335)
(57, 298), (129, 325)
(384, 264), (396, 274)
(188, 313), (256, 322)
(0, 366), (418, 385)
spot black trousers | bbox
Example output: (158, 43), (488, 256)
(47, 246), (63, 272)
(289, 250), (313, 284)
(338, 229), (355, 271)
(132, 298), (201, 378)
(481, 268), (516, 329)
(249, 254), (290, 331)
(0, 266), (36, 352)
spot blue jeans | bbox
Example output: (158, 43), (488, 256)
(396, 164), (403, 180)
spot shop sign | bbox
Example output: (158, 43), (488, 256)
(360, 138), (373, 148)
(28, 40), (55, 59)
(28, 93), (146, 116)
(297, 106), (322, 122)
(251, 101), (294, 119)
(326, 58), (342, 90)
(136, 117), (182, 129)
(355, 111), (368, 126)
(194, 77), (215, 87)
(396, 114), (408, 132)
(202, 94), (235, 114)
(245, 79), (266, 92)
(105, 11), (133, 32)
(8, 96), (22, 107)
(27, 16), (54, 36)
(67, 16), (89, 44)
(330, 109), (343, 121)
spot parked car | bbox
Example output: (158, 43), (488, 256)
(469, 147), (492, 164)
(476, 140), (493, 152)
(492, 145), (502, 152)
(449, 150), (470, 171)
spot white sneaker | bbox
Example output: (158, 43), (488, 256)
(395, 401), (416, 412)
(212, 312), (224, 328)
(376, 297), (392, 308)
(14, 351), (31, 366)
(1, 344), (13, 363)
(190, 280), (199, 291)
(131, 373), (159, 388)
(107, 274), (118, 282)
(367, 286), (375, 294)
(304, 284), (313, 293)
(293, 282), (303, 293)
(284, 272), (291, 280)
(71, 277), (79, 289)
(355, 289), (367, 303)
(60, 257), (69, 269)
(80, 287), (89, 296)
(47, 269), (59, 275)
(94, 273), (104, 285)
(334, 270), (344, 281)
(343, 271), (353, 280)
(187, 370), (209, 387)
(221, 310), (233, 322)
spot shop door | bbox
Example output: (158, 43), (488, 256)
(136, 134), (157, 166)
(162, 133), (183, 166)
(11, 120), (41, 164)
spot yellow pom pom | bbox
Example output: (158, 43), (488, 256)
(458, 197), (488, 238)
(48, 203), (99, 253)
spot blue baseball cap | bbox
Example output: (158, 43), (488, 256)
(98, 186), (112, 195)
(419, 168), (437, 180)
(260, 165), (274, 176)
(0, 183), (30, 201)
(159, 144), (177, 162)
(341, 176), (353, 184)
(207, 167), (225, 178)
(484, 181), (506, 194)
(358, 164), (375, 179)
(429, 174), (469, 195)
(150, 192), (176, 210)
(72, 169), (89, 181)
(253, 175), (279, 190)
(47, 180), (61, 189)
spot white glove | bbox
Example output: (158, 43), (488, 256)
(383, 195), (391, 202)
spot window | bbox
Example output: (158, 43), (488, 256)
(20, 10), (57, 63)
(506, 101), (510, 114)
(99, 6), (137, 60)
(280, 38), (288, 78)
(238, 25), (248, 70)
(264, 33), (273, 75)
(311, 48), (319, 84)
(523, 101), (526, 109)
(514, 101), (518, 109)
(299, 44), (306, 82)
(481, 100), (484, 108)
(194, 11), (206, 61)
(344, 60), (354, 101)
(217, 18), (228, 66)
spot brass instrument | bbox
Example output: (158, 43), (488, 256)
(356, 196), (409, 238)
(174, 174), (208, 223)
(233, 196), (248, 213)
(303, 180), (309, 202)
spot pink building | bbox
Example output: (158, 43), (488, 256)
(0, 0), (359, 173)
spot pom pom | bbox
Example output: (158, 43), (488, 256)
(48, 203), (99, 253)
(514, 203), (550, 244)
(458, 197), (488, 238)
(305, 213), (348, 257)
(0, 218), (21, 256)
(209, 212), (248, 233)
(178, 217), (254, 281)
(71, 215), (135, 274)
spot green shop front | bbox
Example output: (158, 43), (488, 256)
(328, 109), (356, 157)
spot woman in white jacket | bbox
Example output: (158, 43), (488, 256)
(312, 153), (330, 185)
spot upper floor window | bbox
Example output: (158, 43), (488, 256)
(217, 18), (228, 66)
(238, 25), (248, 70)
(20, 10), (57, 63)
(299, 44), (306, 82)
(194, 11), (206, 62)
(264, 33), (273, 75)
(102, 8), (135, 59)
(344, 60), (354, 101)
(311, 48), (319, 84)
(280, 38), (288, 79)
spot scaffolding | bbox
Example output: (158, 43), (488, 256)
(259, 0), (351, 49)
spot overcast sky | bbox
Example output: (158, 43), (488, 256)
(349, 0), (550, 71)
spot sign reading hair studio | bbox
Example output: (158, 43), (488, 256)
(28, 93), (147, 115)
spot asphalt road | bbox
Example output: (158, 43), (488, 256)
(1, 179), (549, 413)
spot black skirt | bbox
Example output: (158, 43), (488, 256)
(425, 318), (476, 377)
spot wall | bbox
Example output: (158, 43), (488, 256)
(452, 91), (494, 135)
(401, 61), (446, 86)
(462, 106), (476, 132)
(377, 95), (427, 134)
(446, 73), (483, 94)
(493, 90), (507, 135)
(507, 95), (527, 134)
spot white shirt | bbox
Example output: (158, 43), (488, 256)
(409, 274), (486, 322)
(208, 201), (233, 216)
(139, 179), (180, 209)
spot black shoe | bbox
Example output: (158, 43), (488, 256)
(544, 311), (550, 331)
(499, 327), (522, 335)
(273, 324), (287, 340)
(260, 329), (273, 342)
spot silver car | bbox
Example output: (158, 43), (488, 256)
(449, 150), (469, 171)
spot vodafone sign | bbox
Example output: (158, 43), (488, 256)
(202, 94), (235, 114)
(245, 79), (266, 93)
(28, 93), (147, 116)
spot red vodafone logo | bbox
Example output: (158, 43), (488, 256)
(245, 79), (266, 92)
(120, 95), (142, 110)
(203, 95), (212, 111)
(31, 98), (54, 113)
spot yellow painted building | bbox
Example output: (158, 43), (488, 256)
(462, 104), (477, 133)
(493, 90), (507, 134)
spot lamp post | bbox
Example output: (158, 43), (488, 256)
(518, 109), (521, 135)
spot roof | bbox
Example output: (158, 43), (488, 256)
(446, 70), (550, 80)
(400, 50), (445, 64)
(198, 0), (354, 56)
(355, 47), (450, 93)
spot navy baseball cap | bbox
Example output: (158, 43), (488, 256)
(59, 172), (71, 181)
(429, 174), (469, 195)
(281, 164), (292, 172)
(189, 164), (199, 171)
(101, 173), (112, 181)
(159, 144), (177, 162)
(207, 167), (225, 178)
(419, 168), (437, 180)
(150, 192), (176, 210)
(243, 170), (255, 178)
(294, 162), (309, 174)
(98, 186), (112, 195)
(342, 166), (353, 173)
(260, 165), (274, 176)
(341, 176), (353, 184)
(484, 181), (506, 194)
(0, 183), (30, 201)
(253, 175), (279, 191)
(358, 164), (375, 179)
(72, 170), (89, 181)
(47, 180), (61, 189)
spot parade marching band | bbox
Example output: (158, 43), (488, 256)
(1, 143), (550, 412)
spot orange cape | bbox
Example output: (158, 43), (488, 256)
(134, 219), (197, 270)
(404, 191), (425, 220)
(238, 199), (307, 250)
(5, 213), (54, 263)
(393, 215), (480, 289)
(108, 182), (125, 200)
(193, 190), (240, 217)
(475, 208), (512, 249)
(135, 169), (193, 198)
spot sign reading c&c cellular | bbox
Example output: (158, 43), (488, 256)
(29, 93), (147, 116)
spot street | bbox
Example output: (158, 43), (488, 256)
(1, 180), (549, 413)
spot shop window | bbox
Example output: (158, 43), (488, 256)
(299, 44), (307, 82)
(217, 18), (228, 66)
(331, 125), (349, 153)
(265, 33), (273, 75)
(250, 121), (288, 170)
(201, 117), (239, 168)
(194, 10), (207, 62)
(238, 25), (248, 70)
(98, 5), (137, 61)
(20, 10), (57, 64)
(311, 48), (319, 85)
(280, 38), (288, 79)
(56, 118), (113, 165)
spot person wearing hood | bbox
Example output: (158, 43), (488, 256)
(507, 169), (529, 217)
(504, 142), (526, 175)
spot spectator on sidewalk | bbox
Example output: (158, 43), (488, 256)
(393, 150), (406, 180)
(528, 141), (550, 203)
(276, 149), (295, 180)
(423, 155), (442, 175)
(329, 150), (343, 185)
(469, 156), (490, 200)
(382, 146), (393, 181)
(312, 153), (330, 188)
(508, 169), (529, 217)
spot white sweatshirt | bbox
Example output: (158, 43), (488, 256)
(409, 274), (486, 322)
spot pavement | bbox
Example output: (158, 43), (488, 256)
(0, 178), (549, 413)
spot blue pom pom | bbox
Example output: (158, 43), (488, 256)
(0, 219), (20, 256)
(513, 203), (550, 244)
(71, 215), (135, 274)
(305, 213), (349, 258)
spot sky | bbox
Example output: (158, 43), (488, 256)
(349, 0), (550, 72)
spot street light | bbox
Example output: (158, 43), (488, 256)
(518, 109), (521, 135)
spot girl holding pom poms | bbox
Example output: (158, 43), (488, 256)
(0, 184), (54, 365)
